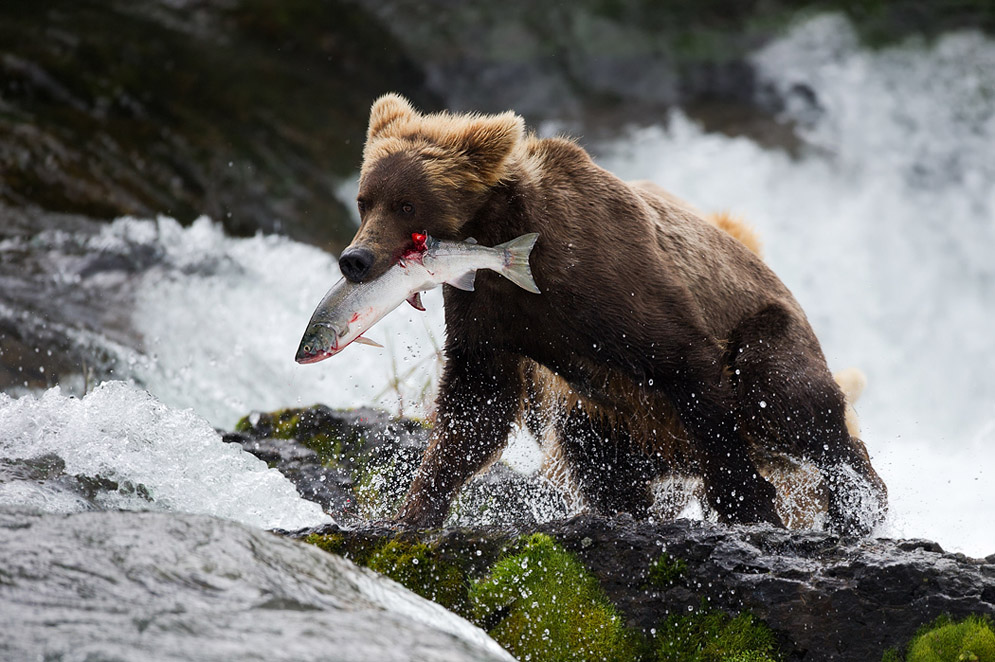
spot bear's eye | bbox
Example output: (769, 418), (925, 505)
(400, 202), (415, 215)
(357, 199), (367, 214)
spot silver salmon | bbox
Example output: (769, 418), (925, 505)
(295, 232), (540, 363)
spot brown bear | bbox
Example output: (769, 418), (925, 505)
(526, 197), (871, 530)
(341, 93), (888, 535)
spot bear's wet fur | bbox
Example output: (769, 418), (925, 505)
(345, 93), (887, 535)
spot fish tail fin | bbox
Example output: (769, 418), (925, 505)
(495, 232), (541, 294)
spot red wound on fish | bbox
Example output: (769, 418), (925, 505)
(411, 233), (428, 252)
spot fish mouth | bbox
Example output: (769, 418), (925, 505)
(295, 344), (340, 364)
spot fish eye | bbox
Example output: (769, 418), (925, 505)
(401, 202), (415, 215)
(303, 344), (312, 353)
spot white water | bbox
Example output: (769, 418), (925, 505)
(0, 381), (330, 530)
(115, 216), (447, 428)
(3, 13), (992, 555)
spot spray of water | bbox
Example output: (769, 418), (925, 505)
(107, 216), (447, 429)
(0, 381), (331, 530)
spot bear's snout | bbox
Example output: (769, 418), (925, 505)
(339, 246), (375, 282)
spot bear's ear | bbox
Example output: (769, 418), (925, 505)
(444, 111), (525, 186)
(368, 93), (417, 141)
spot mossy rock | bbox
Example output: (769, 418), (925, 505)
(303, 531), (474, 617)
(886, 615), (995, 662)
(235, 405), (422, 467)
(367, 539), (470, 615)
(648, 552), (688, 588)
(469, 532), (647, 662)
(654, 608), (781, 662)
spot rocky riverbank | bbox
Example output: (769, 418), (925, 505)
(229, 404), (995, 662)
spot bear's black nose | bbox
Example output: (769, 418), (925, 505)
(339, 246), (374, 282)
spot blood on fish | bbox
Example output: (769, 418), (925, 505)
(349, 312), (359, 323)
(397, 233), (430, 266)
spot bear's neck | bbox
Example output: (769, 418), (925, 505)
(460, 163), (536, 246)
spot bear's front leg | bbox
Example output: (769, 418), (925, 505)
(396, 349), (525, 528)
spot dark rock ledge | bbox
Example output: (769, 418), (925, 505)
(229, 405), (995, 661)
(280, 516), (995, 662)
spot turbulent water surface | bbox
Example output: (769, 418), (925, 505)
(0, 13), (994, 659)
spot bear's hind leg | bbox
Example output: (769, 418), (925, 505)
(728, 303), (888, 536)
(647, 340), (784, 527)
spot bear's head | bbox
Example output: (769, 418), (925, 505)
(338, 93), (526, 283)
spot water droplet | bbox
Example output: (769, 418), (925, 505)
(759, 400), (767, 408)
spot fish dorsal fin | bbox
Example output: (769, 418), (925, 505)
(446, 271), (476, 292)
(406, 292), (426, 311)
(465, 237), (478, 244)
(354, 336), (384, 348)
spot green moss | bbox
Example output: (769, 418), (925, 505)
(236, 407), (349, 464)
(234, 415), (252, 433)
(722, 652), (781, 662)
(301, 533), (469, 614)
(302, 532), (387, 569)
(270, 411), (301, 439)
(364, 538), (469, 615)
(469, 533), (646, 662)
(300, 432), (344, 464)
(888, 615), (995, 662)
(655, 608), (780, 662)
(648, 553), (688, 588)
(302, 532), (347, 556)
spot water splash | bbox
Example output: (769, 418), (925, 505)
(88, 215), (446, 429)
(0, 381), (331, 530)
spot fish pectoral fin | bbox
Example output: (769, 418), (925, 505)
(446, 271), (476, 292)
(354, 336), (384, 348)
(406, 292), (426, 311)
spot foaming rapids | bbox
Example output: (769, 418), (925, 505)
(0, 381), (330, 530)
(117, 216), (446, 429)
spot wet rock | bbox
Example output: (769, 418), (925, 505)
(235, 404), (995, 659)
(542, 517), (995, 661)
(228, 405), (428, 524)
(0, 0), (435, 248)
(289, 515), (995, 662)
(230, 404), (572, 528)
(0, 509), (514, 662)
